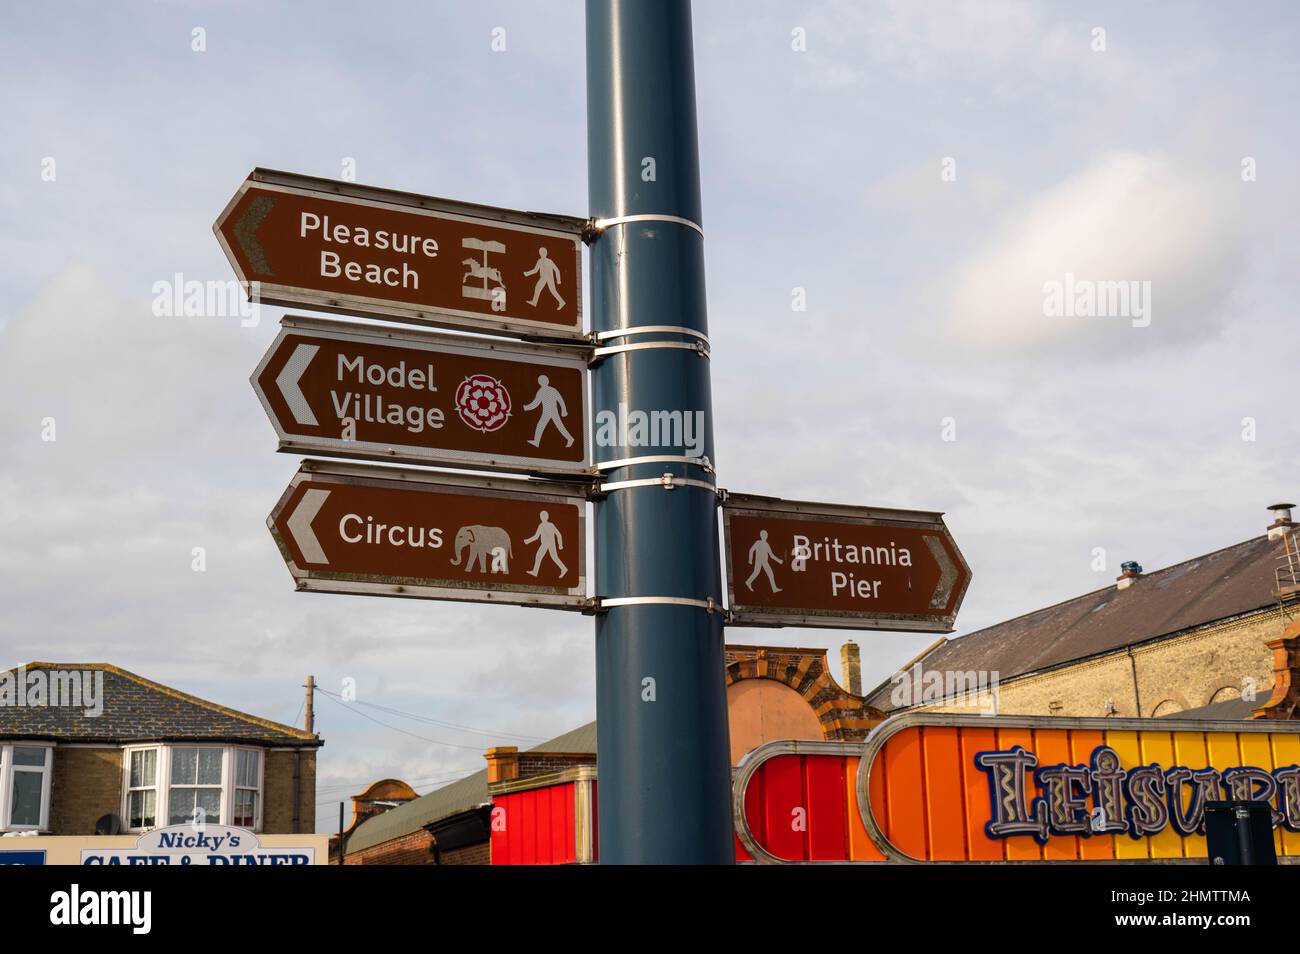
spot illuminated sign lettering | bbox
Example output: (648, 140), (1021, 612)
(975, 744), (1300, 844)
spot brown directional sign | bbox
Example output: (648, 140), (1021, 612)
(214, 168), (585, 340)
(253, 316), (590, 475)
(722, 493), (971, 632)
(268, 461), (587, 609)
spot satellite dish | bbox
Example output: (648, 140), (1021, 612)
(94, 813), (123, 836)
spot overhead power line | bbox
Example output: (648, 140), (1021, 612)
(314, 687), (504, 752)
(313, 685), (545, 743)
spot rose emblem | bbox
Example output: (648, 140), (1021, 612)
(454, 374), (512, 432)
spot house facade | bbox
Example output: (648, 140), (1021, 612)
(0, 663), (321, 837)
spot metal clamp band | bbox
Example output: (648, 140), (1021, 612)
(591, 340), (709, 359)
(591, 213), (704, 238)
(593, 325), (710, 345)
(596, 454), (713, 473)
(597, 596), (719, 613)
(597, 474), (718, 495)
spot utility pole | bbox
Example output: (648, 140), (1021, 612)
(304, 675), (315, 734)
(338, 801), (346, 865)
(586, 0), (734, 863)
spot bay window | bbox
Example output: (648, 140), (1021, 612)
(233, 749), (261, 828)
(121, 745), (264, 832)
(167, 746), (223, 825)
(0, 743), (53, 832)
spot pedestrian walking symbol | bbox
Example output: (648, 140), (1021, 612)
(523, 375), (575, 448)
(745, 529), (783, 593)
(525, 510), (568, 577)
(525, 247), (565, 309)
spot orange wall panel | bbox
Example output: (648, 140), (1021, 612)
(844, 757), (884, 861)
(1069, 729), (1114, 860)
(919, 727), (968, 861)
(996, 728), (1043, 861)
(1033, 729), (1080, 861)
(735, 717), (1300, 864)
(881, 732), (928, 860)
(959, 726), (1004, 861)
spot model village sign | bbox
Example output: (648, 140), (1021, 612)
(218, 168), (970, 627)
(253, 315), (589, 475)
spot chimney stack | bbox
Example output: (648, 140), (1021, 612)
(1116, 561), (1143, 591)
(1268, 502), (1295, 541)
(484, 747), (520, 784)
(840, 641), (862, 696)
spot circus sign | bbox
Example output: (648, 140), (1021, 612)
(267, 460), (588, 610)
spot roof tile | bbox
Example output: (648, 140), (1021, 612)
(868, 535), (1285, 710)
(0, 663), (319, 746)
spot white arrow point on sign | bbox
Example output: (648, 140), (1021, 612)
(276, 343), (320, 426)
(287, 488), (330, 565)
(925, 535), (958, 610)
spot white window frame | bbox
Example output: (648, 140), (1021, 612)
(0, 742), (54, 832)
(165, 744), (225, 827)
(231, 748), (264, 830)
(123, 745), (161, 831)
(119, 744), (265, 833)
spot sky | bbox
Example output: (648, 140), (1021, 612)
(2, 1), (1298, 831)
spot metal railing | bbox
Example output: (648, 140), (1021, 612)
(1275, 540), (1300, 622)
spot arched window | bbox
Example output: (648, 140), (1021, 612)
(1149, 699), (1183, 717)
(1207, 685), (1241, 705)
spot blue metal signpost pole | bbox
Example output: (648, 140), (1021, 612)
(586, 0), (734, 863)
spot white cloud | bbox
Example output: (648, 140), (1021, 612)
(943, 152), (1243, 353)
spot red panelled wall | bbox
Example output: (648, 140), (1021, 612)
(739, 753), (857, 861)
(490, 782), (577, 865)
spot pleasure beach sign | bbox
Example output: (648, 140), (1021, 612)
(215, 169), (585, 340)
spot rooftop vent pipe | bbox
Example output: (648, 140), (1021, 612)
(1116, 560), (1143, 591)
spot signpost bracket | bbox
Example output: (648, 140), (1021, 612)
(592, 475), (720, 498)
(594, 595), (721, 614)
(591, 325), (711, 345)
(586, 212), (705, 240)
(596, 454), (713, 474)
(589, 340), (710, 363)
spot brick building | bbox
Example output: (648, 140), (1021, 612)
(336, 722), (598, 865)
(0, 662), (321, 836)
(335, 644), (884, 864)
(867, 505), (1300, 722)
